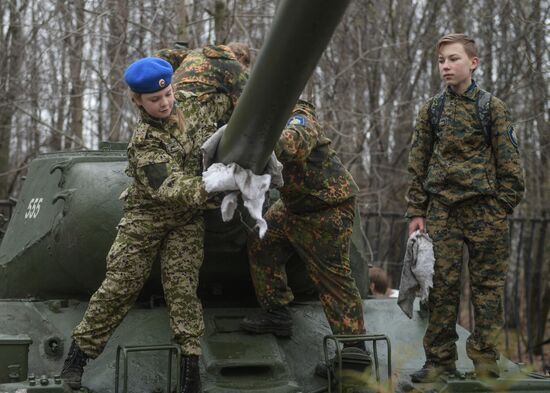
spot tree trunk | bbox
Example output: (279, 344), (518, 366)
(0, 0), (26, 198)
(107, 0), (128, 142)
(214, 0), (228, 44)
(65, 0), (85, 149)
(176, 0), (189, 45)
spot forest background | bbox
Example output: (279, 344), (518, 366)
(0, 0), (548, 373)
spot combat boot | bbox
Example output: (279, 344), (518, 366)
(410, 361), (457, 383)
(474, 359), (500, 379)
(180, 355), (201, 393)
(60, 340), (89, 389)
(315, 343), (372, 379)
(240, 306), (293, 337)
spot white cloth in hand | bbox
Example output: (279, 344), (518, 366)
(211, 165), (270, 238)
(234, 168), (271, 238)
(221, 192), (239, 222)
(202, 163), (239, 193)
(397, 230), (435, 319)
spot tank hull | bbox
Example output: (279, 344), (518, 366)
(1, 299), (547, 393)
(0, 149), (368, 300)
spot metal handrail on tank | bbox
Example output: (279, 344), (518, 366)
(115, 344), (182, 393)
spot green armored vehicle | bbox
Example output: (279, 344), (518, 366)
(1, 0), (549, 392)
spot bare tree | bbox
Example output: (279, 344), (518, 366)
(0, 0), (27, 198)
(106, 0), (128, 141)
(61, 0), (85, 149)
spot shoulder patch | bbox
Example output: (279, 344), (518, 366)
(508, 126), (518, 148)
(287, 115), (306, 127)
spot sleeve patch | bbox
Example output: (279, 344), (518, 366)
(508, 126), (518, 148)
(287, 115), (306, 127)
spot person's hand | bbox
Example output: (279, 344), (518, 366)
(408, 216), (426, 236)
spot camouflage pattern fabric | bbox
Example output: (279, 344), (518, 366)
(275, 100), (358, 212)
(171, 45), (248, 125)
(424, 197), (509, 364)
(72, 93), (230, 358)
(248, 198), (365, 335)
(73, 210), (205, 357)
(405, 82), (523, 366)
(124, 92), (231, 211)
(248, 101), (365, 335)
(406, 82), (524, 218)
(153, 48), (190, 72)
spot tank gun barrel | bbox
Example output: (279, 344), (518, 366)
(215, 0), (352, 174)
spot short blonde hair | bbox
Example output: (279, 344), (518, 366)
(437, 33), (478, 58)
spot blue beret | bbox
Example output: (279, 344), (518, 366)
(124, 57), (173, 94)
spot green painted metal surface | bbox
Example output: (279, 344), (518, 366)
(0, 152), (128, 298)
(0, 149), (369, 301)
(0, 334), (32, 383)
(0, 377), (73, 393)
(1, 299), (549, 392)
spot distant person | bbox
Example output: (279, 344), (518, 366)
(368, 266), (390, 298)
(59, 57), (229, 393)
(406, 33), (524, 382)
(240, 100), (371, 372)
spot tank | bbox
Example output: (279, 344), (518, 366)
(1, 0), (549, 392)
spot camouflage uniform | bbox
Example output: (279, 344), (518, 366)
(72, 92), (229, 358)
(169, 45), (248, 126)
(405, 82), (524, 365)
(248, 101), (366, 336)
(153, 48), (190, 72)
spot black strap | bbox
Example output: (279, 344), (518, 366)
(475, 89), (492, 146)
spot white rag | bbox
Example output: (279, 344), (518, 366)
(201, 126), (283, 238)
(397, 230), (435, 318)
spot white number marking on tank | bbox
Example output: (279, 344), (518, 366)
(24, 197), (43, 219)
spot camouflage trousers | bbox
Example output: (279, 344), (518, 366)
(73, 208), (205, 358)
(248, 198), (365, 335)
(424, 196), (510, 365)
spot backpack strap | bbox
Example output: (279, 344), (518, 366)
(428, 91), (446, 140)
(475, 89), (492, 146)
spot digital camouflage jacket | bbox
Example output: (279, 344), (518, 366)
(124, 92), (228, 213)
(406, 83), (525, 217)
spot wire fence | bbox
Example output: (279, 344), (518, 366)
(363, 212), (550, 373)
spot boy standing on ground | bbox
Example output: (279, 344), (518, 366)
(406, 33), (524, 382)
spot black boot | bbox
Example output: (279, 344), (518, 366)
(314, 344), (372, 379)
(60, 340), (89, 389)
(410, 361), (457, 383)
(180, 355), (201, 393)
(240, 306), (293, 337)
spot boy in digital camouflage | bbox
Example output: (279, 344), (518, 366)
(405, 33), (524, 383)
(60, 57), (227, 393)
(240, 100), (370, 372)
